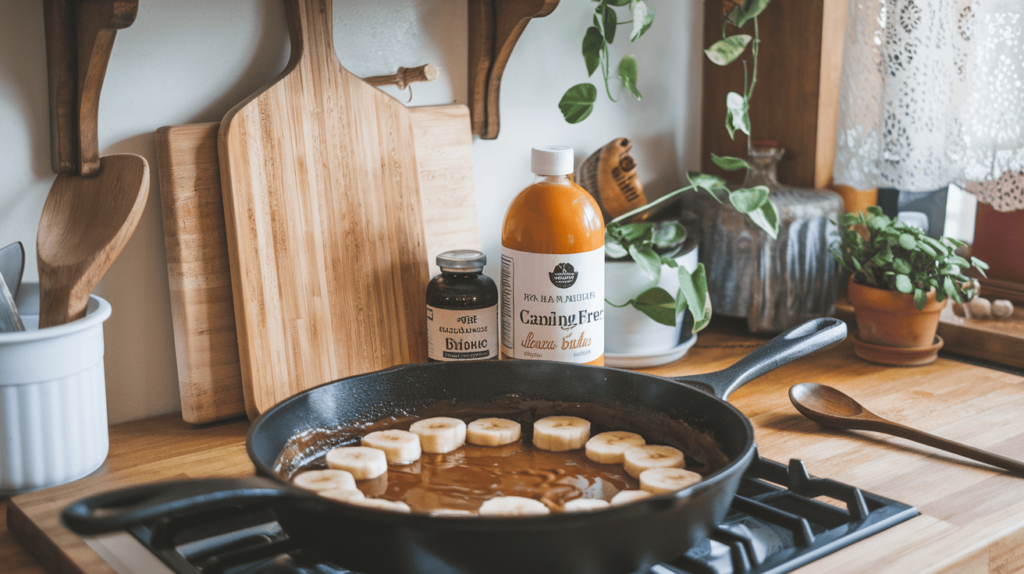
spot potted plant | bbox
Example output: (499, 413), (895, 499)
(555, 0), (780, 362)
(604, 219), (700, 361)
(831, 207), (988, 363)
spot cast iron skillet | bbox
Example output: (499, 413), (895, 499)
(63, 318), (845, 574)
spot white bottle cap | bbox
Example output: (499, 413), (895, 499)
(531, 146), (575, 176)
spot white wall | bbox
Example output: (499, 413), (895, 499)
(0, 0), (703, 424)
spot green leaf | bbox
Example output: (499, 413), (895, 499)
(690, 264), (712, 332)
(895, 274), (913, 293)
(971, 256), (989, 270)
(559, 83), (598, 124)
(617, 54), (642, 100)
(598, 6), (617, 43)
(629, 243), (662, 282)
(630, 0), (655, 42)
(675, 286), (689, 316)
(736, 0), (772, 28)
(607, 0), (631, 6)
(729, 186), (770, 214)
(678, 264), (709, 325)
(711, 153), (751, 171)
(726, 92), (750, 137)
(628, 287), (677, 327)
(686, 171), (729, 201)
(918, 242), (937, 258)
(704, 35), (752, 66)
(921, 235), (948, 255)
(618, 222), (654, 241)
(582, 27), (604, 77)
(746, 199), (779, 239)
(604, 228), (629, 258)
(892, 257), (911, 274)
(913, 288), (926, 310)
(898, 233), (917, 251)
(652, 221), (686, 250)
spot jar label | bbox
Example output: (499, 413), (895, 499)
(427, 305), (498, 361)
(500, 246), (605, 362)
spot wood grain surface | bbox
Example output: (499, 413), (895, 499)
(43, 0), (139, 176)
(701, 0), (846, 188)
(218, 0), (431, 417)
(157, 105), (478, 424)
(37, 154), (149, 327)
(6, 322), (1024, 574)
(467, 0), (559, 138)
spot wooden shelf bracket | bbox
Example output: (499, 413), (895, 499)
(468, 0), (559, 140)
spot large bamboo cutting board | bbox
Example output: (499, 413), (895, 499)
(158, 104), (479, 423)
(218, 0), (431, 417)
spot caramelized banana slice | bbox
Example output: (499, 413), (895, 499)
(467, 418), (521, 446)
(362, 430), (422, 464)
(410, 417), (467, 454)
(533, 416), (591, 452)
(479, 496), (551, 516)
(326, 446), (388, 480)
(622, 445), (685, 479)
(292, 469), (356, 492)
(639, 467), (702, 494)
(585, 431), (646, 464)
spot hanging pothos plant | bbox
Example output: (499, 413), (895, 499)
(560, 0), (778, 332)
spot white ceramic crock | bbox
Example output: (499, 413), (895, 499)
(0, 283), (111, 494)
(605, 246), (699, 356)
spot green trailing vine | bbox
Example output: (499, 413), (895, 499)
(558, 0), (654, 124)
(561, 0), (779, 331)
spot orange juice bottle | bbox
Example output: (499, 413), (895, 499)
(500, 146), (606, 365)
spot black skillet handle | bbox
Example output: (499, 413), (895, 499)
(61, 476), (306, 535)
(679, 318), (847, 401)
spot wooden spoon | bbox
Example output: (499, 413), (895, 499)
(37, 155), (149, 327)
(789, 382), (1024, 475)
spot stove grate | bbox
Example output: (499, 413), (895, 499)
(127, 450), (917, 574)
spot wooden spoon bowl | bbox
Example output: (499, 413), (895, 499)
(37, 154), (149, 327)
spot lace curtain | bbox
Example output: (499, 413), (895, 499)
(834, 0), (1024, 211)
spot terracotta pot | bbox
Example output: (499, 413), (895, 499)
(847, 277), (947, 348)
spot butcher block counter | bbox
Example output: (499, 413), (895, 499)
(3, 319), (1024, 574)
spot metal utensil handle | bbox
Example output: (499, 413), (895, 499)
(680, 318), (847, 400)
(61, 477), (304, 535)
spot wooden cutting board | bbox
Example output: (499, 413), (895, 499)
(157, 104), (479, 424)
(218, 0), (435, 418)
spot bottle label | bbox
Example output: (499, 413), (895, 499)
(500, 246), (604, 362)
(426, 305), (498, 361)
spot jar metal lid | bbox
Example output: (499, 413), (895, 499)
(437, 250), (486, 271)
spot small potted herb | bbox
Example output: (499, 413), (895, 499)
(831, 207), (988, 356)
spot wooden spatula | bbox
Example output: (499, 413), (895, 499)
(38, 155), (149, 327)
(219, 0), (430, 415)
(39, 0), (148, 327)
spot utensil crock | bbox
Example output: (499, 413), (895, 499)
(0, 283), (111, 494)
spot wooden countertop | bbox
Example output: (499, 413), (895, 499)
(4, 319), (1024, 574)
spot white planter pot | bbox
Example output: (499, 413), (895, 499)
(0, 283), (111, 494)
(605, 245), (699, 358)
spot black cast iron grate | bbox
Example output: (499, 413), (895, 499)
(128, 450), (917, 574)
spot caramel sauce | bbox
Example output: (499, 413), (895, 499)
(347, 441), (638, 513)
(279, 400), (731, 515)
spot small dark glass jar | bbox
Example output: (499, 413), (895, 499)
(426, 250), (499, 362)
